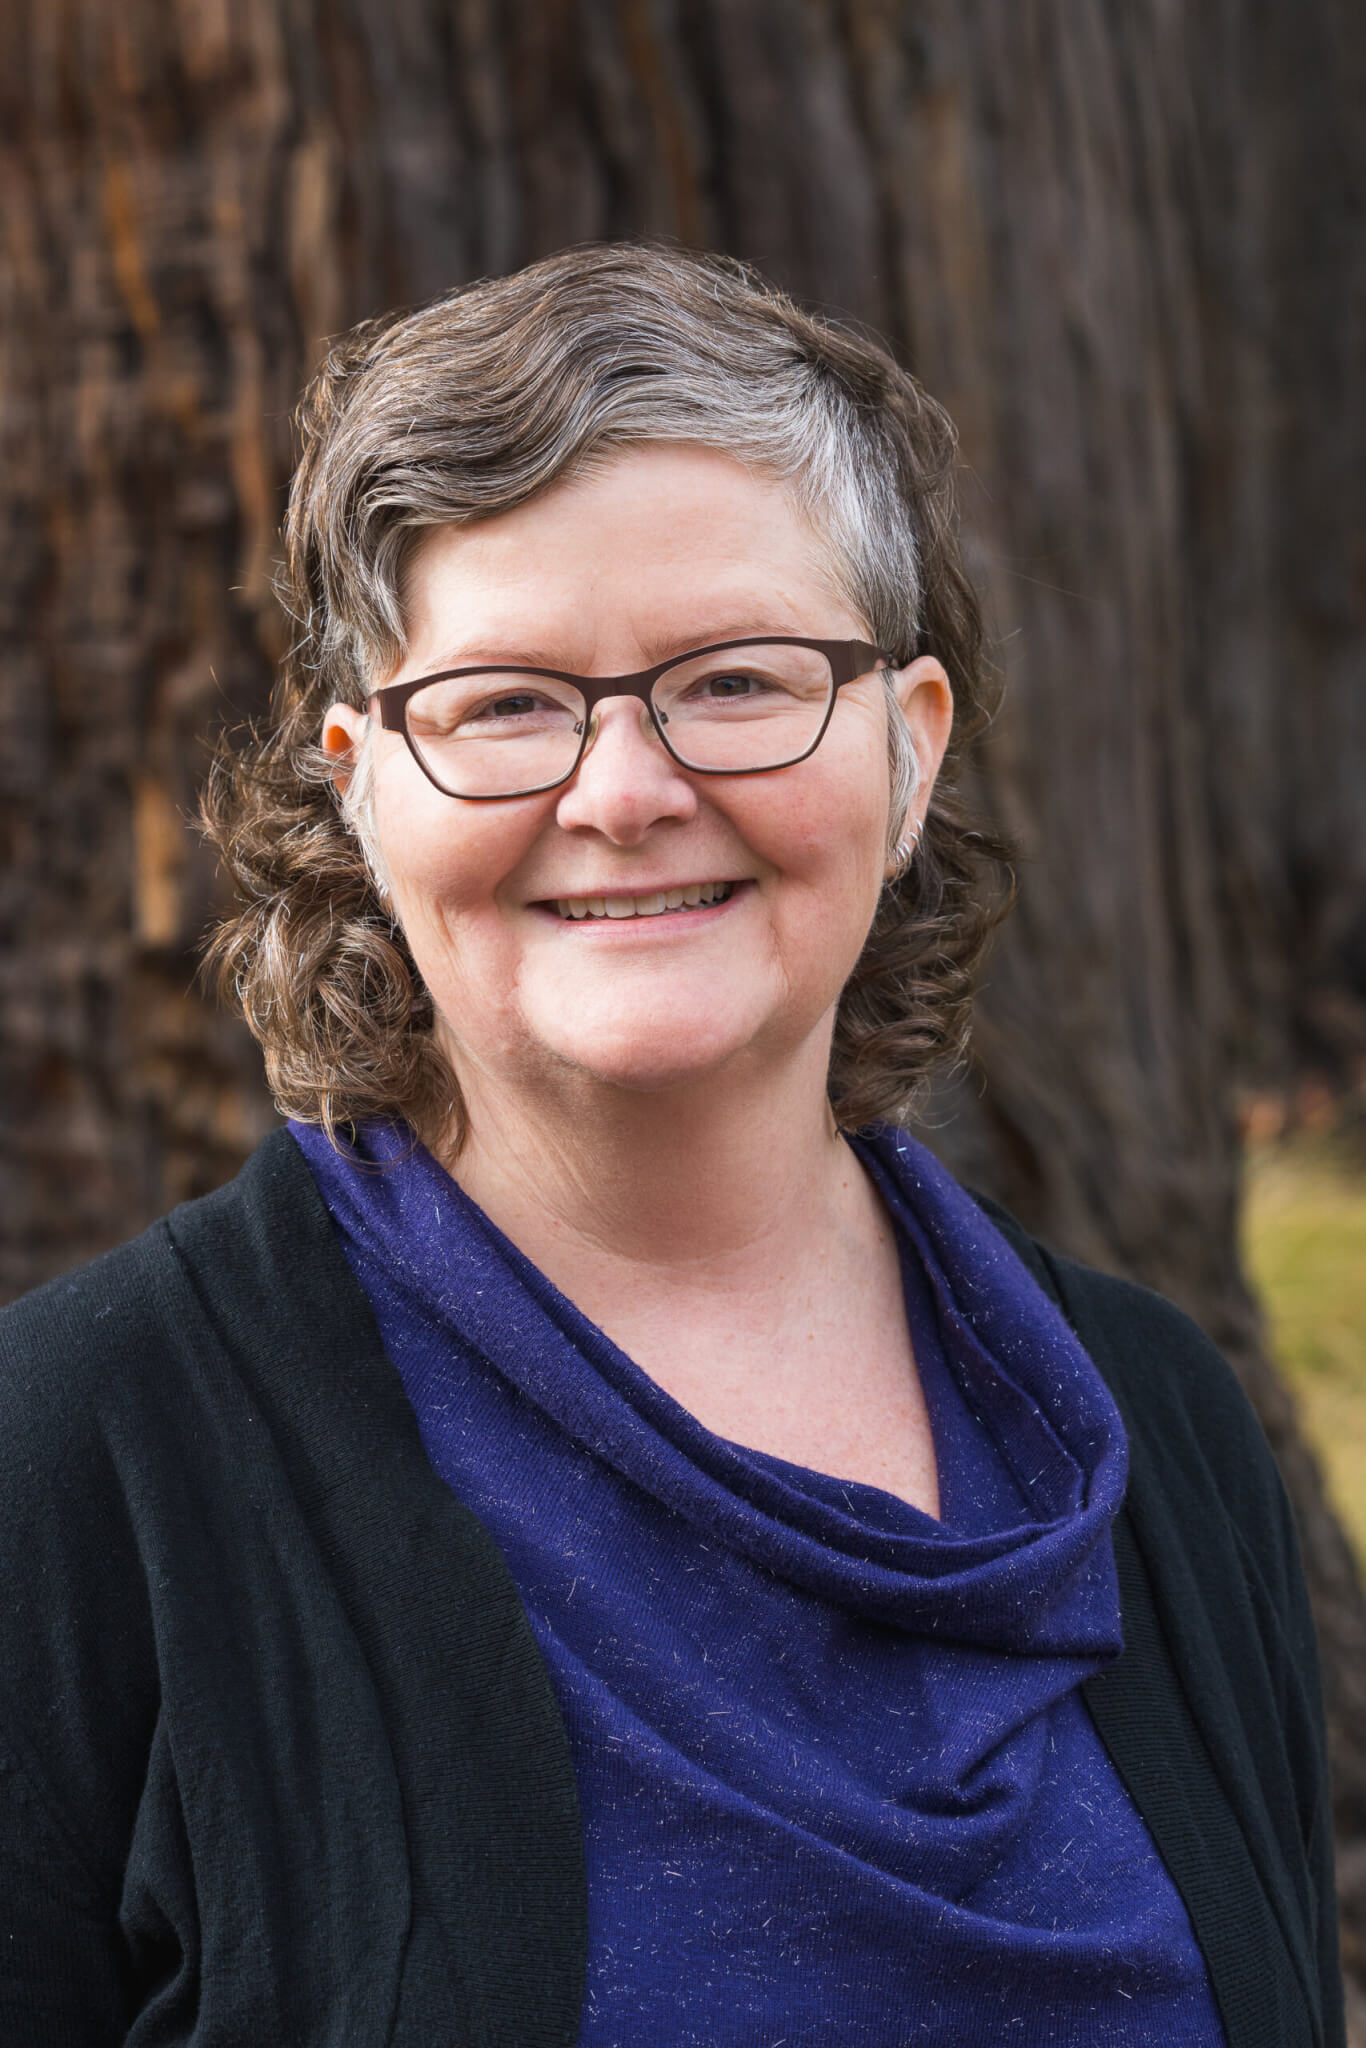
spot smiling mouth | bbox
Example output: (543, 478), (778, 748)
(553, 880), (736, 921)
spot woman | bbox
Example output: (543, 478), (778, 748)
(0, 244), (1342, 2046)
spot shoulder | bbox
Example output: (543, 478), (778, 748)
(1046, 1253), (1279, 1502)
(0, 1127), (324, 1406)
(981, 1204), (1331, 1768)
(971, 1190), (1282, 1523)
(0, 1132), (416, 1905)
(1047, 1253), (1314, 1658)
(0, 1133), (331, 1766)
(0, 1209), (197, 1535)
(0, 1128), (367, 1614)
(971, 1189), (1317, 1659)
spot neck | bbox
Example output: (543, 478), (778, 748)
(429, 1034), (937, 1517)
(438, 1035), (864, 1292)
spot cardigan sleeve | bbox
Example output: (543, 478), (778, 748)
(0, 1748), (134, 2041)
(0, 1249), (166, 2042)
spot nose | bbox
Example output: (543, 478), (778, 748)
(553, 695), (699, 844)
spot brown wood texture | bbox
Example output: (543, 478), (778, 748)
(2, 0), (1364, 1974)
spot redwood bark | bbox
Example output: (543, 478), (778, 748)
(2, 0), (1363, 1977)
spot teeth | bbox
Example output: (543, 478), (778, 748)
(555, 882), (734, 921)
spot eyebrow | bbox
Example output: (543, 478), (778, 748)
(413, 647), (573, 674)
(410, 623), (809, 676)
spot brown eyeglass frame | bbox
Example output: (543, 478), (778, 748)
(371, 636), (893, 800)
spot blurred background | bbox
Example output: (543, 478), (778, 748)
(1, 0), (1363, 2015)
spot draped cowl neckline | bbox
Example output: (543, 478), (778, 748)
(297, 1117), (1128, 1662)
(292, 1116), (1232, 2048)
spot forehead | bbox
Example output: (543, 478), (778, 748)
(397, 444), (856, 672)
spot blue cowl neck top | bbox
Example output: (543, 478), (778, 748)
(293, 1117), (1225, 2047)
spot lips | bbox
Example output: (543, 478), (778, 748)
(552, 880), (736, 920)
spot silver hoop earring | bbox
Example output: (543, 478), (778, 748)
(886, 821), (922, 882)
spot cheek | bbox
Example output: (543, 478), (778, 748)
(735, 752), (890, 904)
(719, 767), (889, 1020)
(369, 767), (540, 944)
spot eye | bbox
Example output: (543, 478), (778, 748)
(453, 692), (582, 744)
(480, 692), (551, 720)
(406, 676), (583, 740)
(653, 645), (830, 731)
(685, 669), (779, 702)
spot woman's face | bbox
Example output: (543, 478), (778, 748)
(324, 444), (952, 1107)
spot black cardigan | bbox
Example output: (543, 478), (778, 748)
(0, 1130), (1344, 2046)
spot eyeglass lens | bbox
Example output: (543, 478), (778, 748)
(401, 641), (837, 798)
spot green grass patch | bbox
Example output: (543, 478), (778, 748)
(1242, 1135), (1366, 1567)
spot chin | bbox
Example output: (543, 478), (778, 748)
(550, 1040), (745, 1096)
(536, 1010), (760, 1097)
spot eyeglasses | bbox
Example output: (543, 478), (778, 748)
(372, 636), (892, 801)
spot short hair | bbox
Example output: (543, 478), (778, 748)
(202, 241), (1012, 1148)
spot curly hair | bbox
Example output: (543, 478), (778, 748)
(202, 241), (1012, 1151)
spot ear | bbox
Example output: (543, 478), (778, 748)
(321, 702), (369, 796)
(891, 654), (953, 819)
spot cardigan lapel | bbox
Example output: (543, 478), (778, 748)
(168, 1129), (588, 2048)
(1085, 1512), (1314, 2048)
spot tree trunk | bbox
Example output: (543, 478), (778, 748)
(3, 0), (1363, 1978)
